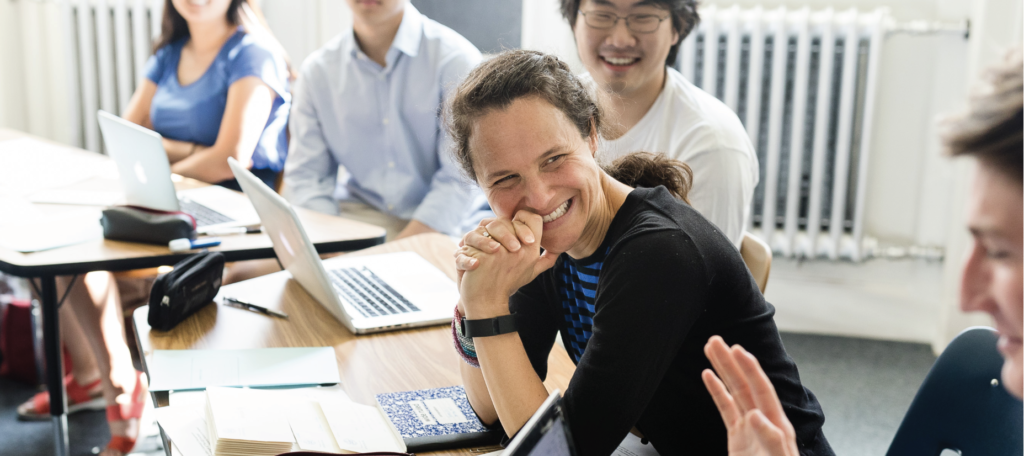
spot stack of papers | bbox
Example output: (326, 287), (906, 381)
(155, 386), (407, 455)
(206, 387), (294, 456)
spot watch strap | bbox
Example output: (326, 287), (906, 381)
(461, 313), (518, 338)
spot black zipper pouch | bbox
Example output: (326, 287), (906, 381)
(148, 252), (225, 331)
(101, 205), (196, 245)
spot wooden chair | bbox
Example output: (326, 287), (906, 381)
(739, 231), (771, 293)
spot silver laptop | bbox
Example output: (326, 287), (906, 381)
(227, 157), (455, 334)
(96, 110), (260, 233)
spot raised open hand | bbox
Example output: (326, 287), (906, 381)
(702, 336), (801, 456)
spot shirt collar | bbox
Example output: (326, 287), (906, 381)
(389, 3), (423, 58)
(348, 3), (423, 65)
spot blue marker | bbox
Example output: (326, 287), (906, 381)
(168, 237), (222, 252)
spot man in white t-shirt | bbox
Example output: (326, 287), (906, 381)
(560, 0), (758, 248)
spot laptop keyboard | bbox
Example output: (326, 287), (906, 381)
(179, 198), (234, 227)
(328, 267), (420, 318)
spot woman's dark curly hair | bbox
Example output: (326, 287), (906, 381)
(444, 50), (692, 204)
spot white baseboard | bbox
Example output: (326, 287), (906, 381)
(765, 258), (945, 344)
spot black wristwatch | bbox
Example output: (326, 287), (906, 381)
(461, 313), (518, 338)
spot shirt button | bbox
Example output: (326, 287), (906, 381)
(379, 74), (386, 80)
(382, 118), (389, 125)
(388, 161), (395, 168)
(388, 204), (394, 210)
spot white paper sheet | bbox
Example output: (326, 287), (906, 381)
(284, 399), (343, 453)
(320, 398), (407, 453)
(154, 400), (213, 456)
(613, 433), (660, 456)
(148, 347), (341, 392)
(164, 387), (354, 453)
(0, 137), (112, 197)
(28, 189), (124, 206)
(0, 207), (103, 252)
(206, 387), (295, 445)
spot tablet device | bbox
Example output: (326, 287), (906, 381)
(504, 390), (577, 456)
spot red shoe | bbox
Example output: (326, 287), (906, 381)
(104, 371), (148, 456)
(17, 375), (104, 421)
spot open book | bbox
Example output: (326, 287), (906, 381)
(197, 387), (407, 455)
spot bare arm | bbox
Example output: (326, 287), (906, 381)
(460, 325), (498, 424)
(394, 220), (438, 241)
(121, 79), (157, 129)
(456, 213), (557, 436)
(169, 76), (275, 183)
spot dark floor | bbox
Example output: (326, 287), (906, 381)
(779, 333), (937, 455)
(0, 332), (936, 456)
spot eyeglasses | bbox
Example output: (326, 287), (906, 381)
(578, 10), (670, 34)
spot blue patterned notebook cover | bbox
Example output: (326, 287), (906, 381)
(375, 385), (489, 438)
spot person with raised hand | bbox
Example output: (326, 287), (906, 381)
(701, 46), (1023, 455)
(447, 49), (833, 456)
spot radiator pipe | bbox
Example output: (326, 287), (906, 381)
(886, 18), (970, 40)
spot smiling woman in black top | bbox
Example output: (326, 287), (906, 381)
(445, 49), (833, 456)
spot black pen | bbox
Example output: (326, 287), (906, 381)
(221, 296), (289, 320)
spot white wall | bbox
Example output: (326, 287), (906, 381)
(260, 0), (352, 70)
(0, 0), (27, 133)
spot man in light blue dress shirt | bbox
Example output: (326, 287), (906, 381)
(284, 0), (485, 239)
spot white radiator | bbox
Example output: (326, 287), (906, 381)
(59, 0), (162, 155)
(679, 6), (886, 261)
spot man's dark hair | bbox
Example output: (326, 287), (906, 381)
(560, 0), (700, 66)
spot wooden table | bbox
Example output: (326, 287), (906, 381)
(132, 233), (577, 456)
(0, 129), (387, 456)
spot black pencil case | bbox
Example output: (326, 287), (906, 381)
(148, 252), (224, 331)
(100, 205), (196, 245)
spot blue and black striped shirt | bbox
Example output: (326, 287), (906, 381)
(555, 247), (610, 362)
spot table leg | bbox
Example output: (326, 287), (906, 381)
(40, 275), (70, 456)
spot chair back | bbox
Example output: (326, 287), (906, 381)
(739, 232), (771, 293)
(886, 327), (1023, 456)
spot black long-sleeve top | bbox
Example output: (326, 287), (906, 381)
(509, 186), (833, 455)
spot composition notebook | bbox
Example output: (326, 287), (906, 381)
(375, 385), (501, 452)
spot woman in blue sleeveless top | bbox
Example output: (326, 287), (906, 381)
(122, 0), (292, 189)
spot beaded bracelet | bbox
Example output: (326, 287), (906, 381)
(451, 306), (480, 367)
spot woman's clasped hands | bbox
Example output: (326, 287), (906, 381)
(454, 211), (558, 319)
